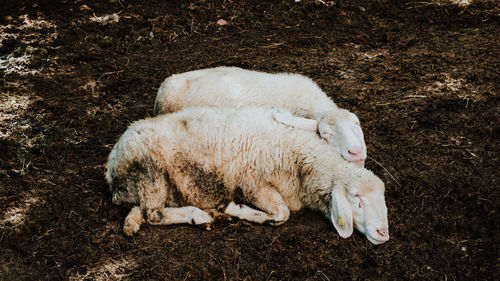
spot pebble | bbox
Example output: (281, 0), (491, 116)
(217, 19), (228, 26)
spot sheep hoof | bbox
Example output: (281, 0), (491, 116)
(147, 210), (163, 223)
(206, 209), (233, 223)
(124, 217), (141, 236)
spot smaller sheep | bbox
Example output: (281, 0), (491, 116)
(154, 66), (367, 165)
(106, 107), (389, 244)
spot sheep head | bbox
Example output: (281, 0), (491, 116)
(329, 168), (389, 245)
(318, 110), (367, 166)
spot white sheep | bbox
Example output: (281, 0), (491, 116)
(105, 107), (389, 244)
(154, 66), (367, 165)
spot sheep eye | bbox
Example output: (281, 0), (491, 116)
(356, 195), (362, 208)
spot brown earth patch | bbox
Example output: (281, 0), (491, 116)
(1, 0), (498, 280)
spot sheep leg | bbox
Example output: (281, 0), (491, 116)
(137, 176), (168, 224)
(149, 206), (213, 229)
(224, 202), (274, 224)
(224, 185), (290, 225)
(123, 206), (145, 236)
(251, 187), (290, 225)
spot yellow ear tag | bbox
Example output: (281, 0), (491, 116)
(337, 217), (344, 226)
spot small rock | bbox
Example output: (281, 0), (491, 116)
(217, 19), (228, 26)
(80, 5), (92, 11)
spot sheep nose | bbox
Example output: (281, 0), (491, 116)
(348, 147), (363, 157)
(376, 227), (388, 238)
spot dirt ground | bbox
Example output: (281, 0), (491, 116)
(0, 0), (498, 280)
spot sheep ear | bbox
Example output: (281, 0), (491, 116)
(272, 110), (318, 132)
(318, 123), (335, 140)
(330, 187), (353, 238)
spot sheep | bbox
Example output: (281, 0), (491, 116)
(105, 107), (389, 245)
(154, 66), (367, 165)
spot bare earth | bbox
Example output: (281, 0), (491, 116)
(0, 0), (498, 280)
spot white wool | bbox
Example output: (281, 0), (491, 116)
(106, 107), (388, 244)
(154, 66), (367, 165)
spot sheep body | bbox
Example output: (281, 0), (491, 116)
(106, 107), (389, 244)
(107, 107), (318, 212)
(154, 66), (367, 164)
(154, 67), (334, 118)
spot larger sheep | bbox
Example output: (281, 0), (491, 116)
(154, 66), (367, 165)
(105, 107), (389, 245)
